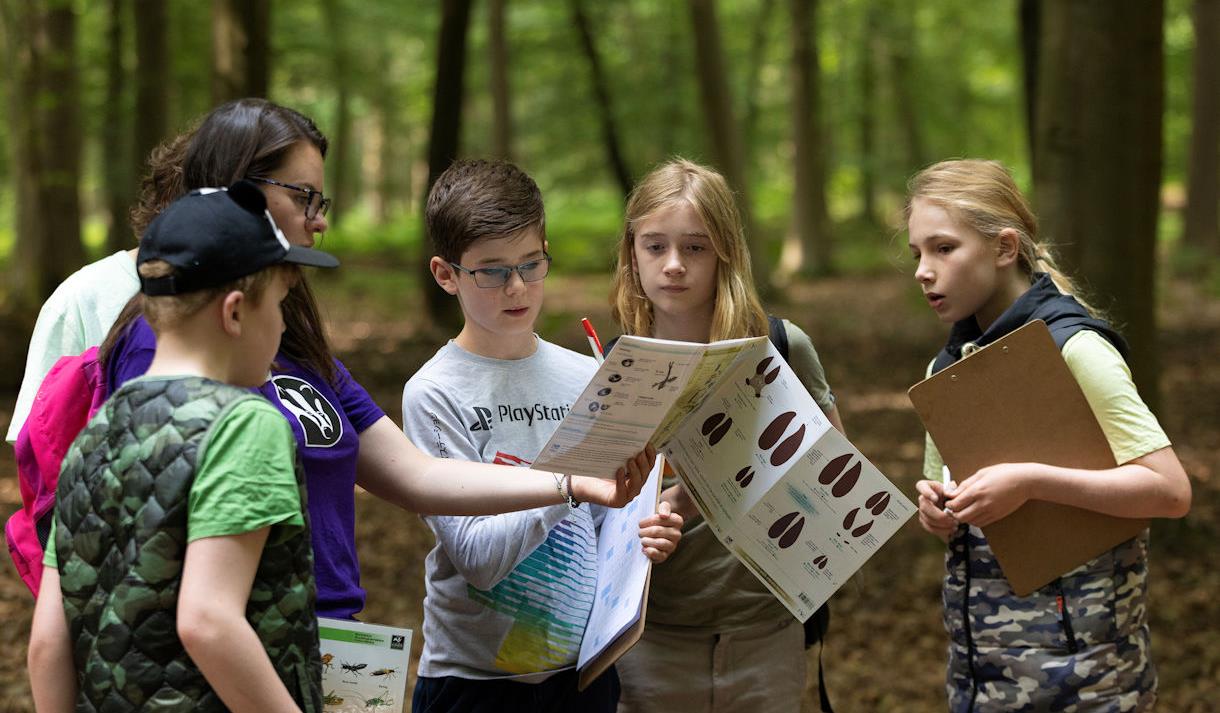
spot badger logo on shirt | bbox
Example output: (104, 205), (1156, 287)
(272, 375), (343, 448)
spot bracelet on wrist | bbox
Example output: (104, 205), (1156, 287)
(564, 474), (581, 508)
(553, 473), (579, 509)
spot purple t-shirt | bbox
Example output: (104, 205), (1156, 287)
(107, 316), (385, 619)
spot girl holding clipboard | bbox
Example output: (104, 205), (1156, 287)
(908, 159), (1191, 712)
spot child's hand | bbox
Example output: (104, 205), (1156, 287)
(943, 463), (1031, 527)
(638, 500), (684, 563)
(915, 479), (958, 543)
(570, 445), (657, 509)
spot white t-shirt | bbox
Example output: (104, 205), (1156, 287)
(7, 250), (139, 442)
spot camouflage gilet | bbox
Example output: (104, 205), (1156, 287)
(936, 279), (1154, 712)
(54, 376), (322, 712)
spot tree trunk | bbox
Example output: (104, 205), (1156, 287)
(321, 0), (351, 225)
(1020, 0), (1041, 168)
(211, 0), (269, 104)
(103, 0), (134, 251)
(742, 0), (777, 168)
(0, 0), (84, 305)
(787, 0), (833, 276)
(569, 0), (633, 198)
(1183, 0), (1220, 255)
(489, 0), (512, 160)
(886, 2), (925, 172)
(687, 0), (770, 294)
(421, 0), (474, 329)
(858, 3), (879, 226)
(133, 0), (168, 182)
(373, 47), (400, 224)
(1034, 0), (1164, 409)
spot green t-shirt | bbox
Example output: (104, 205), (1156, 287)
(46, 395), (302, 567)
(922, 329), (1171, 481)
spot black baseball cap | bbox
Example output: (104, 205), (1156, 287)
(139, 179), (339, 296)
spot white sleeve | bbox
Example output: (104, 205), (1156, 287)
(7, 290), (89, 442)
(401, 376), (570, 590)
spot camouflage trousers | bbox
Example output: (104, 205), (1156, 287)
(942, 526), (1156, 712)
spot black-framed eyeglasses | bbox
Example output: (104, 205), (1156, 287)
(449, 253), (552, 288)
(246, 176), (331, 220)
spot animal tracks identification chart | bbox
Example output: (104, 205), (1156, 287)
(533, 334), (915, 622)
(318, 617), (412, 711)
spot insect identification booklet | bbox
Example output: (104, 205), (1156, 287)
(318, 617), (412, 711)
(532, 334), (915, 621)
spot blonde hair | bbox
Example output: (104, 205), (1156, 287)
(610, 158), (768, 341)
(138, 260), (297, 332)
(904, 159), (1101, 316)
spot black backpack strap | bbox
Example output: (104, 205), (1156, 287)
(767, 315), (790, 361)
(773, 314), (833, 711)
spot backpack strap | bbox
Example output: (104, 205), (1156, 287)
(767, 315), (790, 361)
(8, 346), (107, 597)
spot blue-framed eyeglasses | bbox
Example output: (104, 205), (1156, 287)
(449, 253), (552, 288)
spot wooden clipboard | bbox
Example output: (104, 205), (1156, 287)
(576, 457), (665, 691)
(907, 320), (1148, 596)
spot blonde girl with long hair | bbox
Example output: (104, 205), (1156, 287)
(908, 159), (1190, 712)
(609, 158), (845, 713)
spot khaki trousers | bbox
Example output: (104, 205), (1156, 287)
(616, 617), (805, 713)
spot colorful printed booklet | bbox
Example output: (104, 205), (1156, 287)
(532, 334), (916, 621)
(318, 617), (412, 711)
(576, 458), (663, 689)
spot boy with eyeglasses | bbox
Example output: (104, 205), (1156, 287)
(401, 159), (682, 712)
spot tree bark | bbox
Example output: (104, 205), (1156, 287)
(1183, 0), (1220, 255)
(421, 0), (474, 329)
(321, 0), (351, 225)
(1020, 0), (1041, 168)
(569, 0), (633, 198)
(886, 2), (925, 172)
(742, 0), (777, 167)
(788, 0), (833, 275)
(211, 0), (269, 104)
(1034, 0), (1164, 409)
(687, 0), (770, 294)
(489, 0), (512, 160)
(133, 0), (168, 182)
(103, 0), (134, 251)
(0, 0), (84, 305)
(858, 2), (879, 226)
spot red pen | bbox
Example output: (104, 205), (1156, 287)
(581, 317), (604, 364)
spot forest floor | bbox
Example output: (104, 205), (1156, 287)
(0, 266), (1216, 712)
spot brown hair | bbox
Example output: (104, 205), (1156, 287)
(904, 159), (1101, 316)
(425, 159), (545, 263)
(610, 158), (768, 341)
(137, 260), (296, 331)
(127, 99), (337, 383)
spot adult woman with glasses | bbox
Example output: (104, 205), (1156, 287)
(14, 98), (653, 621)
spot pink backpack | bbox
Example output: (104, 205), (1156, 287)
(6, 346), (107, 596)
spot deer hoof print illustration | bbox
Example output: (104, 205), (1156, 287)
(767, 511), (806, 549)
(758, 411), (806, 466)
(734, 465), (755, 488)
(818, 452), (862, 498)
(701, 412), (733, 446)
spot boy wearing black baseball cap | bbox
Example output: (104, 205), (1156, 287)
(28, 181), (338, 712)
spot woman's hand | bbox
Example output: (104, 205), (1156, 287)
(915, 479), (958, 543)
(570, 444), (657, 508)
(943, 463), (1032, 528)
(638, 500), (684, 563)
